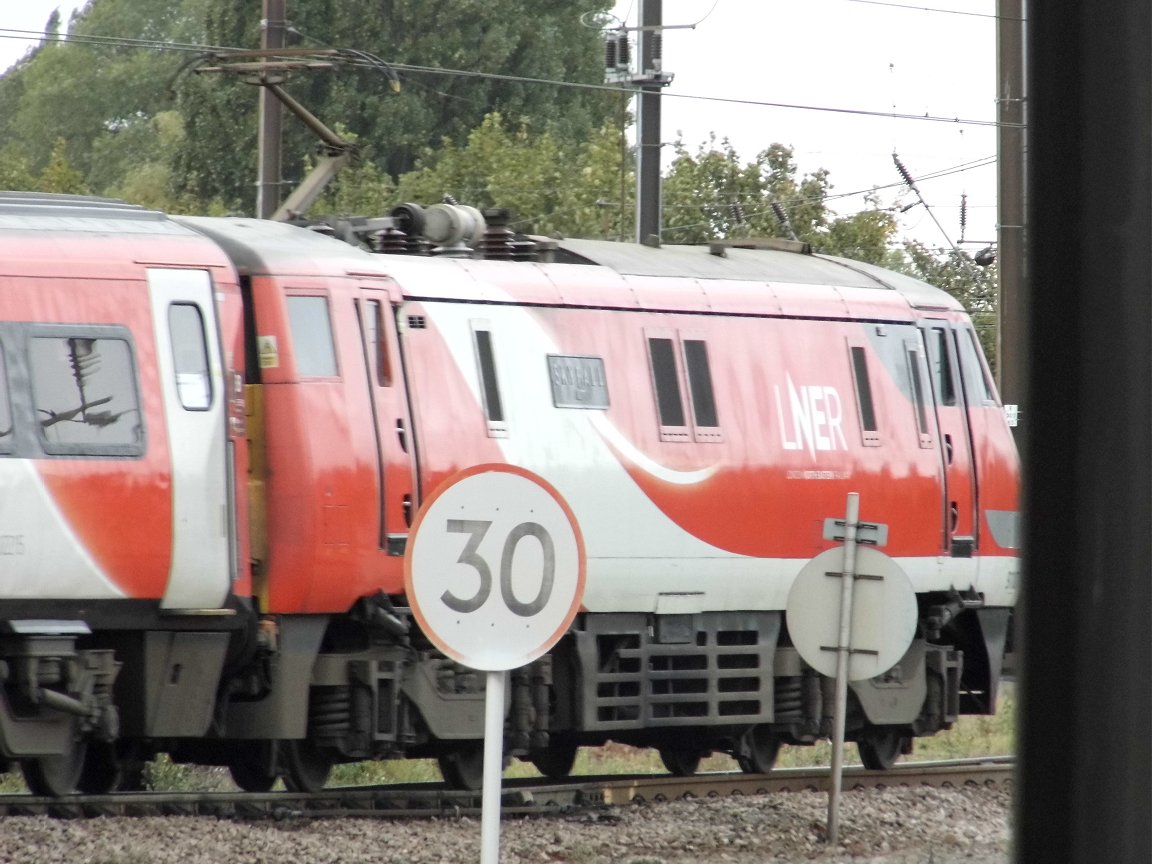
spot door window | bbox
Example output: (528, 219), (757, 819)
(169, 303), (212, 411)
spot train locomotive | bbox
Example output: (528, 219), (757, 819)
(0, 192), (1018, 795)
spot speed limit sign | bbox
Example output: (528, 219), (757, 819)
(404, 464), (586, 671)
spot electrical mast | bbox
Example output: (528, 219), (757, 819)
(256, 0), (287, 219)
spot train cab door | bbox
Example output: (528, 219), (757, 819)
(356, 287), (417, 555)
(148, 268), (233, 609)
(920, 320), (978, 556)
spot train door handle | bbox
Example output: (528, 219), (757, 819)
(944, 433), (954, 465)
(396, 418), (408, 453)
(403, 494), (412, 527)
(950, 502), (959, 532)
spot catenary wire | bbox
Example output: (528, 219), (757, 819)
(0, 28), (1020, 129)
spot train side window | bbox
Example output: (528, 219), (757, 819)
(471, 322), (507, 437)
(646, 331), (722, 443)
(29, 332), (144, 455)
(905, 343), (934, 448)
(286, 295), (338, 378)
(647, 336), (688, 436)
(848, 344), (881, 446)
(683, 339), (717, 424)
(168, 304), (212, 411)
(682, 337), (723, 442)
(0, 348), (11, 452)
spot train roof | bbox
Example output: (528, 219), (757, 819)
(0, 193), (233, 281)
(0, 193), (189, 235)
(0, 197), (961, 318)
(178, 216), (962, 318)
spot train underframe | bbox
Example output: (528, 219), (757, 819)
(0, 590), (1011, 795)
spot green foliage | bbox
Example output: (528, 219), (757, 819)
(393, 111), (631, 238)
(0, 0), (616, 213)
(660, 136), (899, 263)
(172, 0), (617, 211)
(39, 138), (89, 194)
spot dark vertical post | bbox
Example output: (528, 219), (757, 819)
(256, 0), (285, 219)
(635, 0), (662, 245)
(1021, 3), (1152, 862)
(995, 0), (1025, 419)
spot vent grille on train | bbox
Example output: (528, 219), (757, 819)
(575, 612), (780, 729)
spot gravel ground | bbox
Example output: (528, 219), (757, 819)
(0, 785), (1011, 863)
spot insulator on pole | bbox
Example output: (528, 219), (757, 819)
(893, 153), (916, 190)
(616, 31), (631, 68)
(604, 34), (618, 70)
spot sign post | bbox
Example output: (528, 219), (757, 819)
(404, 465), (586, 864)
(786, 494), (916, 846)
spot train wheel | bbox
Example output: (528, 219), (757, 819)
(281, 740), (333, 793)
(21, 736), (88, 797)
(857, 730), (909, 771)
(737, 725), (782, 775)
(228, 745), (277, 792)
(659, 748), (703, 777)
(438, 743), (486, 791)
(76, 741), (126, 794)
(529, 744), (578, 780)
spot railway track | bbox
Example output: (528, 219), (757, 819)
(0, 756), (1013, 820)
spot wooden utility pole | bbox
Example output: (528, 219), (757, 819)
(256, 0), (286, 219)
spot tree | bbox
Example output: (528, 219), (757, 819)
(382, 113), (901, 270)
(1, 0), (194, 179)
(392, 111), (631, 239)
(660, 136), (899, 263)
(38, 138), (88, 194)
(174, 0), (618, 212)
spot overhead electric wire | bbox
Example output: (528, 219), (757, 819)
(0, 28), (1019, 130)
(840, 0), (1023, 21)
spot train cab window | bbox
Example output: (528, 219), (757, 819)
(286, 295), (338, 378)
(361, 299), (393, 387)
(0, 349), (11, 451)
(849, 345), (881, 446)
(958, 327), (998, 405)
(471, 322), (507, 437)
(926, 327), (957, 406)
(905, 343), (934, 448)
(29, 332), (143, 455)
(168, 304), (212, 411)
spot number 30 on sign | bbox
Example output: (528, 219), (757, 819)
(404, 465), (587, 672)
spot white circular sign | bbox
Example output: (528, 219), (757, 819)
(404, 465), (586, 671)
(785, 546), (917, 681)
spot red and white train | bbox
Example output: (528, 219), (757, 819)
(0, 193), (1018, 794)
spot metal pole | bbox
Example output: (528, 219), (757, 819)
(480, 670), (507, 864)
(256, 0), (285, 219)
(635, 0), (662, 246)
(996, 0), (1026, 433)
(827, 492), (860, 846)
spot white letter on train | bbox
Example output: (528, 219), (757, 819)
(774, 375), (847, 458)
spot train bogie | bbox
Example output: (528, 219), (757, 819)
(0, 195), (1018, 793)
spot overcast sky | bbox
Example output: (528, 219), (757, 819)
(2, 1), (1002, 250)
